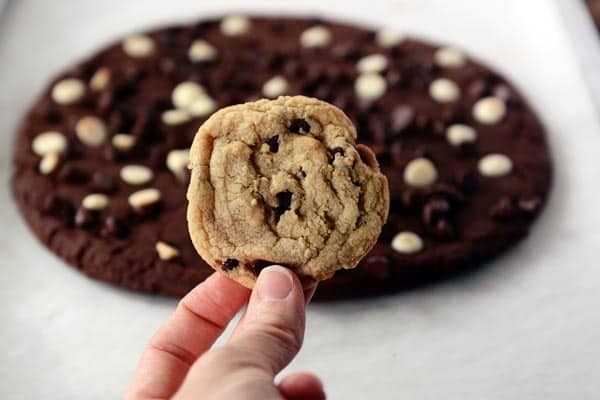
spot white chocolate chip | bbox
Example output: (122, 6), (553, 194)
(32, 131), (67, 156)
(375, 29), (404, 47)
(89, 67), (111, 91)
(75, 116), (107, 147)
(188, 39), (218, 62)
(300, 26), (332, 48)
(39, 153), (60, 175)
(262, 76), (288, 98)
(82, 193), (109, 211)
(172, 81), (206, 110)
(391, 231), (424, 254)
(446, 124), (477, 146)
(166, 149), (190, 181)
(473, 97), (507, 125)
(357, 54), (389, 74)
(478, 154), (513, 177)
(122, 34), (155, 58)
(434, 47), (466, 68)
(128, 188), (161, 209)
(429, 78), (461, 103)
(51, 78), (85, 105)
(120, 165), (154, 186)
(220, 15), (251, 36)
(188, 95), (217, 117)
(355, 73), (387, 101)
(404, 157), (438, 187)
(155, 241), (179, 260)
(112, 134), (136, 151)
(161, 109), (191, 126)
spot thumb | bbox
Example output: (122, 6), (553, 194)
(227, 265), (308, 375)
(171, 266), (312, 399)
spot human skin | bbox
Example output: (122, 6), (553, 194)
(125, 265), (325, 400)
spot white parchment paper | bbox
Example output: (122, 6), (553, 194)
(1, 1), (599, 398)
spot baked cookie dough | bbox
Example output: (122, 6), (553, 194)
(187, 96), (389, 288)
(12, 16), (552, 299)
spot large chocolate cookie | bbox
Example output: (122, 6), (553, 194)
(12, 15), (552, 299)
(187, 96), (389, 288)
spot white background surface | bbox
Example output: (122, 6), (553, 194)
(1, 1), (600, 399)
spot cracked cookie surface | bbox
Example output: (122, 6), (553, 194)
(187, 96), (389, 288)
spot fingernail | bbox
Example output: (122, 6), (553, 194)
(256, 265), (293, 300)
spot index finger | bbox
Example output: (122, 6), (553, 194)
(125, 272), (250, 400)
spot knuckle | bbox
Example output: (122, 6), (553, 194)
(257, 319), (303, 354)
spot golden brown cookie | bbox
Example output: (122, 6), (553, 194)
(187, 96), (389, 288)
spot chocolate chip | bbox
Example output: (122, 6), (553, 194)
(297, 169), (307, 179)
(493, 84), (520, 108)
(131, 108), (151, 138)
(426, 183), (465, 205)
(493, 84), (512, 102)
(103, 145), (120, 162)
(440, 105), (458, 124)
(273, 191), (293, 222)
(332, 147), (344, 157)
(222, 258), (239, 271)
(309, 17), (325, 25)
(159, 57), (176, 75)
(58, 165), (89, 184)
(484, 73), (502, 87)
(489, 196), (517, 220)
(390, 105), (415, 135)
(422, 197), (451, 226)
(289, 118), (311, 133)
(454, 168), (479, 193)
(433, 219), (455, 240)
(331, 42), (360, 60)
(467, 79), (487, 99)
(123, 65), (142, 83)
(266, 135), (279, 152)
(267, 53), (286, 70)
(364, 255), (391, 281)
(101, 215), (128, 237)
(252, 260), (273, 276)
(108, 109), (126, 132)
(90, 172), (116, 194)
(314, 85), (332, 101)
(401, 188), (421, 210)
(518, 196), (542, 216)
(96, 90), (114, 114)
(75, 207), (98, 228)
(385, 70), (402, 87)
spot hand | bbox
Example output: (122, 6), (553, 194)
(125, 265), (325, 400)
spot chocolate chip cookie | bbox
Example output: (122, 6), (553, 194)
(187, 96), (389, 288)
(12, 16), (552, 299)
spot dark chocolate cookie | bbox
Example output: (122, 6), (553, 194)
(12, 15), (552, 299)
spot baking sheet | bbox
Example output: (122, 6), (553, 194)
(1, 0), (600, 398)
(556, 0), (600, 113)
